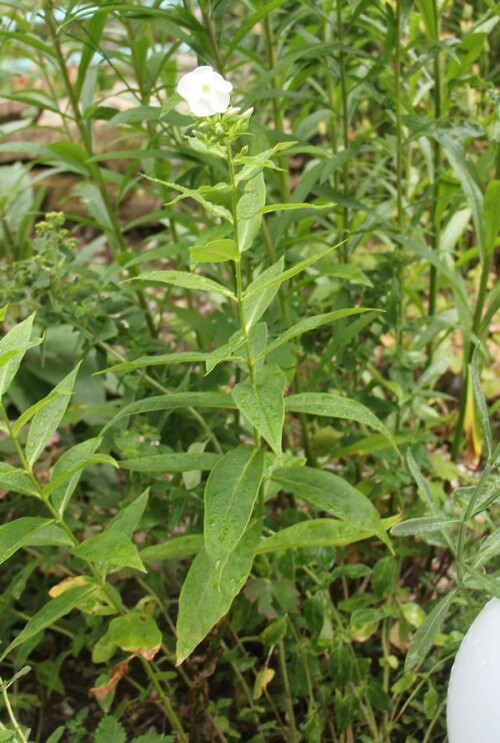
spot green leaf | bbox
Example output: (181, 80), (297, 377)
(0, 313), (35, 398)
(415, 0), (437, 38)
(272, 466), (392, 551)
(0, 584), (97, 661)
(484, 180), (500, 259)
(205, 333), (245, 374)
(120, 452), (221, 473)
(471, 345), (492, 459)
(146, 178), (232, 221)
(260, 202), (332, 214)
(435, 134), (486, 262)
(0, 518), (54, 567)
(45, 728), (64, 743)
(257, 308), (375, 359)
(204, 446), (264, 568)
(404, 591), (457, 671)
(390, 516), (460, 537)
(326, 264), (373, 287)
(102, 392), (235, 432)
(176, 522), (260, 665)
(26, 363), (81, 469)
(107, 490), (149, 538)
(190, 239), (238, 263)
(243, 241), (344, 300)
(72, 531), (145, 574)
(109, 105), (162, 124)
(285, 393), (397, 452)
(49, 438), (104, 513)
(102, 351), (207, 374)
(237, 171), (266, 253)
(0, 463), (39, 497)
(108, 613), (162, 654)
(242, 258), (284, 331)
(232, 365), (286, 454)
(46, 141), (95, 176)
(131, 270), (235, 299)
(140, 535), (203, 563)
(94, 717), (127, 743)
(13, 388), (69, 436)
(224, 0), (288, 58)
(257, 519), (376, 553)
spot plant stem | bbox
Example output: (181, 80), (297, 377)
(451, 255), (493, 460)
(263, 13), (290, 203)
(427, 0), (442, 363)
(0, 679), (28, 743)
(335, 0), (350, 261)
(226, 143), (257, 390)
(278, 641), (298, 743)
(200, 3), (225, 73)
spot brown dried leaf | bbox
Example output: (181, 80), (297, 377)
(89, 658), (130, 700)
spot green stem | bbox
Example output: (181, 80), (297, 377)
(335, 0), (350, 260)
(0, 680), (28, 743)
(455, 443), (499, 585)
(200, 3), (225, 73)
(451, 255), (492, 460)
(226, 144), (257, 390)
(427, 0), (442, 363)
(264, 13), (290, 202)
(278, 641), (298, 743)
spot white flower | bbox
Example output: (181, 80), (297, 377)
(177, 66), (233, 117)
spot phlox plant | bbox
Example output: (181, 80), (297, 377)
(0, 64), (402, 741)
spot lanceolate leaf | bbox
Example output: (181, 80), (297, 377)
(131, 270), (235, 299)
(120, 452), (221, 473)
(256, 519), (375, 553)
(285, 393), (397, 452)
(242, 258), (284, 331)
(232, 365), (286, 455)
(49, 438), (104, 513)
(26, 363), (81, 469)
(435, 134), (486, 262)
(107, 489), (149, 538)
(0, 517), (54, 567)
(103, 352), (207, 374)
(190, 238), (238, 263)
(0, 313), (35, 399)
(243, 241), (344, 300)
(405, 590), (457, 671)
(102, 392), (235, 432)
(72, 531), (146, 574)
(237, 171), (266, 253)
(176, 522), (260, 665)
(140, 535), (203, 563)
(256, 308), (375, 359)
(0, 463), (39, 497)
(0, 584), (98, 661)
(272, 466), (392, 551)
(204, 446), (264, 567)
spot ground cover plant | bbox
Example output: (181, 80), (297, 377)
(0, 0), (498, 741)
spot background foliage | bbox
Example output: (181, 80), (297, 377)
(0, 0), (498, 741)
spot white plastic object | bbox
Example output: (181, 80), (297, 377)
(447, 597), (500, 743)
